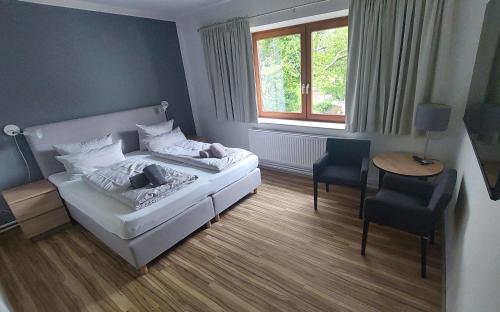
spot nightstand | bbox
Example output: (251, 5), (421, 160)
(2, 180), (70, 239)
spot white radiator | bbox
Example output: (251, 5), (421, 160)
(248, 129), (327, 175)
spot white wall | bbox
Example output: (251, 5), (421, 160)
(446, 126), (500, 312)
(176, 0), (461, 185)
(443, 0), (500, 311)
(177, 1), (500, 309)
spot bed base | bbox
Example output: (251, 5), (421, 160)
(64, 169), (261, 274)
(212, 168), (261, 220)
(137, 215), (210, 276)
(66, 197), (214, 271)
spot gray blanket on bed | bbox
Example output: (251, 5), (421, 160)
(83, 159), (198, 210)
(151, 140), (253, 171)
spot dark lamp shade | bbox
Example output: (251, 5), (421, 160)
(415, 103), (451, 132)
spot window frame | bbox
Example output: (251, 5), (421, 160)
(253, 25), (307, 120)
(252, 16), (348, 123)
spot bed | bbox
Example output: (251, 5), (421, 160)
(24, 106), (261, 273)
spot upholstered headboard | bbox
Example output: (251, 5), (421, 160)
(24, 106), (164, 178)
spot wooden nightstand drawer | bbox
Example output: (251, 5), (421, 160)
(10, 190), (63, 222)
(19, 207), (70, 238)
(2, 179), (70, 239)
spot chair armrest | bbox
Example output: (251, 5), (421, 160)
(360, 156), (369, 182)
(313, 152), (329, 180)
(383, 174), (435, 202)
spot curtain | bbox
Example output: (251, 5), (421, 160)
(346, 0), (445, 135)
(200, 18), (257, 123)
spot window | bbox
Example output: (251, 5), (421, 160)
(253, 17), (348, 123)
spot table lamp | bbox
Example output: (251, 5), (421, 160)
(414, 103), (451, 163)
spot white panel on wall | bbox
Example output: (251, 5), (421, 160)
(249, 129), (327, 175)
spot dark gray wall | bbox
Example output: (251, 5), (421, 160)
(0, 1), (196, 225)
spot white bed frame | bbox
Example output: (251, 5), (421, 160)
(24, 106), (261, 273)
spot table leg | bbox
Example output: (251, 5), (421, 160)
(378, 170), (386, 189)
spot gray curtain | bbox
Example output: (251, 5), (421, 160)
(200, 18), (257, 123)
(346, 0), (445, 135)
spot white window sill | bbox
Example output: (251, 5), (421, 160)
(258, 118), (346, 130)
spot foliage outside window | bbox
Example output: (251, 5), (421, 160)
(253, 17), (348, 123)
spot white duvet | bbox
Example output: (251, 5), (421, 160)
(82, 158), (197, 210)
(151, 140), (253, 172)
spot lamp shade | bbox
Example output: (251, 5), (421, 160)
(415, 103), (451, 132)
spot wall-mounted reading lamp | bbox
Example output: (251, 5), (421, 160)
(3, 125), (43, 138)
(3, 124), (43, 183)
(160, 101), (169, 120)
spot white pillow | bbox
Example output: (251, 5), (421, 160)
(53, 134), (113, 155)
(56, 140), (125, 178)
(145, 127), (187, 151)
(137, 120), (174, 150)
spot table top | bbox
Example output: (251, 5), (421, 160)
(373, 152), (444, 177)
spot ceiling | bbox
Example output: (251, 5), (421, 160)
(21, 0), (230, 20)
(82, 0), (225, 15)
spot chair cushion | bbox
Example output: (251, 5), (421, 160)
(317, 165), (361, 187)
(364, 189), (433, 234)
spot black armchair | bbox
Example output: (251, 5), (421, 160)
(313, 138), (371, 218)
(361, 169), (457, 277)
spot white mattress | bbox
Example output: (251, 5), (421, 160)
(49, 151), (258, 240)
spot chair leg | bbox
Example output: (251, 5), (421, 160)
(430, 229), (435, 245)
(361, 220), (369, 256)
(326, 184), (330, 192)
(313, 182), (318, 211)
(421, 236), (429, 278)
(359, 185), (366, 219)
(378, 170), (385, 190)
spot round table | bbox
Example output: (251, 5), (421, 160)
(372, 152), (444, 188)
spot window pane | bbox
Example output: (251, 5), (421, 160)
(311, 26), (348, 115)
(257, 34), (302, 113)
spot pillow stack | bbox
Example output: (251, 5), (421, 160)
(54, 134), (125, 179)
(54, 133), (113, 155)
(145, 127), (187, 151)
(136, 120), (187, 152)
(136, 120), (174, 151)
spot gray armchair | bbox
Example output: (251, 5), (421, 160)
(313, 138), (371, 218)
(361, 169), (457, 277)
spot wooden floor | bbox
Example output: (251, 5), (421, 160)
(0, 169), (442, 312)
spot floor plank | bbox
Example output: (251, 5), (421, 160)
(0, 169), (441, 311)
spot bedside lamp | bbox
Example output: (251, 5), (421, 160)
(3, 124), (43, 139)
(3, 124), (43, 183)
(160, 101), (169, 120)
(415, 103), (451, 162)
